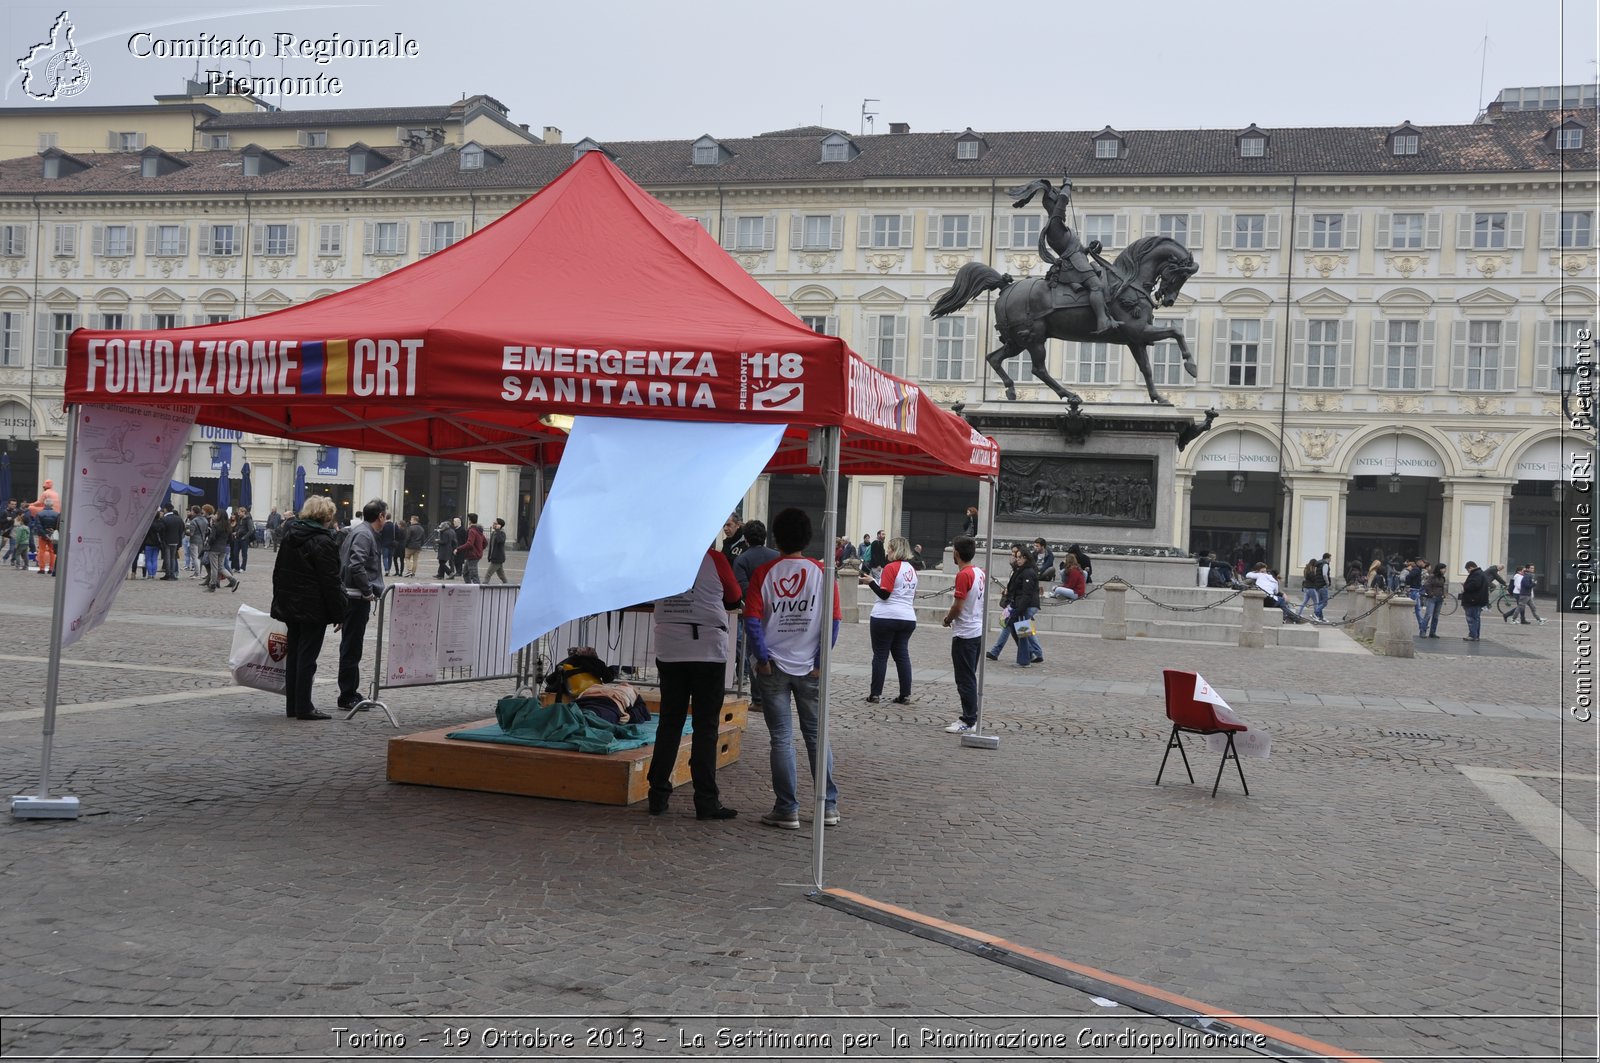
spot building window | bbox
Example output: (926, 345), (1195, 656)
(869, 214), (904, 249)
(1081, 214), (1116, 247)
(925, 317), (974, 381)
(1225, 319), (1261, 386)
(0, 226), (25, 257)
(1376, 320), (1423, 390)
(151, 312), (179, 330)
(1094, 138), (1119, 159)
(154, 225), (185, 256)
(734, 216), (767, 251)
(798, 215), (834, 251)
(38, 132), (57, 151)
(372, 221), (403, 255)
(114, 131), (144, 151)
(1233, 215), (1266, 250)
(98, 312), (125, 330)
(53, 225), (76, 257)
(206, 313), (232, 324)
(1149, 319), (1192, 387)
(865, 313), (907, 376)
(936, 215), (970, 250)
(1302, 320), (1341, 387)
(799, 314), (837, 336)
(1462, 320), (1505, 390)
(1007, 214), (1041, 251)
(1560, 211), (1593, 249)
(1239, 136), (1265, 157)
(1070, 342), (1114, 384)
(433, 221), (460, 251)
(262, 223), (291, 255)
(692, 143), (718, 165)
(206, 134), (230, 150)
(460, 145), (484, 170)
(48, 312), (76, 366)
(1472, 212), (1507, 249)
(1157, 214), (1189, 244)
(1392, 134), (1419, 156)
(1309, 214), (1343, 250)
(318, 223), (343, 256)
(100, 225), (132, 257)
(1558, 127), (1584, 151)
(1390, 213), (1424, 249)
(302, 130), (327, 147)
(348, 153), (367, 175)
(242, 154), (262, 177)
(140, 156), (159, 178)
(208, 225), (238, 256)
(821, 140), (848, 163)
(955, 140), (979, 160)
(0, 311), (21, 366)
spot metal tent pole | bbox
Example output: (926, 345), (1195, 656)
(961, 476), (1001, 750)
(809, 425), (841, 891)
(13, 404), (82, 819)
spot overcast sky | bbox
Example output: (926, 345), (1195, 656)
(4, 0), (1596, 141)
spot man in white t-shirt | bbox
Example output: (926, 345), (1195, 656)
(744, 507), (841, 831)
(941, 535), (986, 734)
(1244, 563), (1301, 623)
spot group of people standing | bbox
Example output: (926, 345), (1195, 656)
(2, 489), (60, 575)
(424, 514), (508, 584)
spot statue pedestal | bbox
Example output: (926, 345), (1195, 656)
(966, 401), (1204, 559)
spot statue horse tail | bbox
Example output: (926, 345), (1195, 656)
(931, 262), (1011, 318)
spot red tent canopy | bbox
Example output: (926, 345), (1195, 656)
(65, 152), (997, 479)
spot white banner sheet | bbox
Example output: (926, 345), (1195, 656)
(62, 404), (196, 649)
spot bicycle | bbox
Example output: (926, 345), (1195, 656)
(1435, 586), (1517, 619)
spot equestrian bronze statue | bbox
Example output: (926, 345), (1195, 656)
(931, 178), (1201, 405)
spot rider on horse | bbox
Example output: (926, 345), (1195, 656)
(1016, 176), (1115, 335)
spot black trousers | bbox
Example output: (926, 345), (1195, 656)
(283, 621), (326, 717)
(950, 635), (981, 726)
(162, 543), (179, 577)
(648, 659), (725, 811)
(338, 597), (371, 706)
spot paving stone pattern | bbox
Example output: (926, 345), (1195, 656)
(0, 556), (1594, 1061)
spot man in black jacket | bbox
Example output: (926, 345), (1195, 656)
(403, 515), (426, 577)
(987, 544), (1043, 666)
(483, 518), (509, 583)
(159, 504), (185, 579)
(1460, 561), (1489, 641)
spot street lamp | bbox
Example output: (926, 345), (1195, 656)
(209, 443), (222, 464)
(1388, 432), (1402, 494)
(1230, 472), (1246, 494)
(315, 446), (329, 468)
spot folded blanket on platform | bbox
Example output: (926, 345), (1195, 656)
(444, 697), (680, 755)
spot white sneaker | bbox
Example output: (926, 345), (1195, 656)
(944, 720), (974, 733)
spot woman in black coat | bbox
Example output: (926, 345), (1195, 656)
(270, 496), (347, 720)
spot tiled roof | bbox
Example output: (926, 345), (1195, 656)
(198, 105), (458, 130)
(0, 111), (1587, 197)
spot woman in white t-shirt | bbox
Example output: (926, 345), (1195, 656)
(862, 536), (919, 704)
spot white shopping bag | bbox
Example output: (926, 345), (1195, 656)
(229, 604), (289, 693)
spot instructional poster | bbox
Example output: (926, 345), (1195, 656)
(62, 404), (197, 649)
(437, 584), (484, 675)
(384, 584), (442, 685)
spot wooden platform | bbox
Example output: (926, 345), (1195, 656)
(386, 694), (749, 806)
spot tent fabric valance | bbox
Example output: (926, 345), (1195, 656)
(65, 152), (997, 480)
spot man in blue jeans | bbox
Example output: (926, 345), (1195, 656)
(744, 508), (841, 830)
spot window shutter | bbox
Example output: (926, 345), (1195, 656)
(856, 212), (871, 249)
(1501, 320), (1521, 391)
(963, 321), (978, 379)
(1217, 214), (1234, 250)
(1182, 317), (1197, 355)
(1264, 214), (1281, 250)
(417, 221), (433, 255)
(35, 312), (51, 366)
(1369, 320), (1387, 387)
(1258, 319), (1277, 387)
(1337, 319), (1355, 387)
(1539, 211), (1559, 249)
(139, 313), (153, 329)
(825, 314), (838, 337)
(899, 213), (913, 249)
(829, 214), (843, 251)
(1535, 320), (1553, 390)
(1140, 213), (1158, 238)
(969, 214), (984, 249)
(91, 225), (104, 256)
(251, 224), (264, 255)
(995, 218), (1011, 250)
(1506, 212), (1525, 250)
(133, 132), (146, 150)
(720, 216), (738, 251)
(790, 214), (803, 250)
(1455, 213), (1473, 249)
(1294, 214), (1311, 250)
(926, 214), (943, 249)
(1112, 214), (1128, 248)
(1211, 321), (1231, 386)
(1342, 212), (1360, 251)
(198, 224), (213, 256)
(894, 316), (908, 371)
(1186, 213), (1204, 249)
(1418, 320), (1436, 389)
(8, 226), (24, 256)
(362, 222), (375, 255)
(1374, 213), (1391, 250)
(144, 224), (158, 256)
(762, 214), (776, 252)
(125, 227), (136, 257)
(920, 322), (935, 379)
(1449, 320), (1469, 389)
(396, 221), (409, 255)
(176, 226), (189, 256)
(1289, 319), (1307, 387)
(865, 313), (880, 358)
(1424, 212), (1442, 250)
(283, 224), (297, 256)
(107, 130), (118, 149)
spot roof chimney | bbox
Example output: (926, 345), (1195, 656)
(542, 126), (562, 145)
(889, 122), (910, 134)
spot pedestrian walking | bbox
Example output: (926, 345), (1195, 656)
(988, 544), (1043, 665)
(862, 535), (918, 704)
(1511, 564), (1547, 625)
(1420, 562), (1446, 637)
(941, 535), (985, 734)
(483, 518), (509, 583)
(204, 506), (239, 592)
(403, 515), (426, 577)
(434, 520), (456, 579)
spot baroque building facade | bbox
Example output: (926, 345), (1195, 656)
(0, 88), (1591, 596)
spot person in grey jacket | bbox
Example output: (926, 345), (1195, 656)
(336, 498), (388, 711)
(403, 514), (426, 577)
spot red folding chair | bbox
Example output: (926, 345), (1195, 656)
(1156, 668), (1249, 797)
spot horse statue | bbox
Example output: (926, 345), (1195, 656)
(931, 234), (1200, 405)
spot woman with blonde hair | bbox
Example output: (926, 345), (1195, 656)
(861, 535), (918, 704)
(269, 495), (347, 720)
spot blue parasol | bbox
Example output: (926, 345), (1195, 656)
(238, 461), (253, 509)
(292, 465), (307, 515)
(167, 479), (203, 509)
(217, 460), (231, 513)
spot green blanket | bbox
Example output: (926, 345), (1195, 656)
(445, 698), (665, 755)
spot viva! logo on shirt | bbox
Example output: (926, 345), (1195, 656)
(775, 570), (808, 598)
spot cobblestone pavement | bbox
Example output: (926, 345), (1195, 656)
(0, 556), (1594, 1062)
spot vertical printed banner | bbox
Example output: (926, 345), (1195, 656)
(62, 404), (197, 648)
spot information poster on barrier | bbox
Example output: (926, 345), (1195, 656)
(385, 584), (442, 686)
(437, 584), (484, 675)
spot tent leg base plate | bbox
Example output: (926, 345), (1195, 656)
(959, 733), (1000, 750)
(12, 794), (81, 820)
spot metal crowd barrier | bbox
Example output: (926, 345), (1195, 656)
(536, 605), (745, 696)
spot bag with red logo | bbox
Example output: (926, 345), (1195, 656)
(229, 604), (289, 693)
